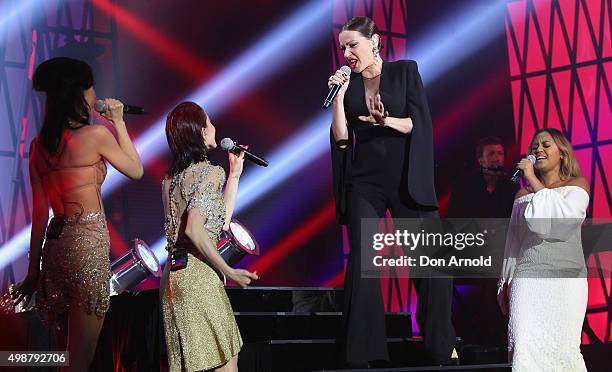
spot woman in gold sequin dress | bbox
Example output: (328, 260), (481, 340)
(161, 101), (258, 372)
(12, 57), (143, 371)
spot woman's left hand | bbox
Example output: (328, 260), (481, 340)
(228, 145), (247, 178)
(358, 94), (388, 125)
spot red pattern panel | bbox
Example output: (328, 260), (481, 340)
(506, 0), (612, 344)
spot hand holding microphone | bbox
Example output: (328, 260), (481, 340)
(323, 66), (351, 109)
(511, 154), (536, 183)
(95, 99), (145, 118)
(228, 144), (246, 178)
(220, 138), (269, 167)
(95, 98), (125, 125)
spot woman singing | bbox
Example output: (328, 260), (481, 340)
(161, 102), (258, 372)
(498, 128), (589, 371)
(329, 17), (455, 367)
(12, 57), (143, 371)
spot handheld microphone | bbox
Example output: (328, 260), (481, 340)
(323, 66), (351, 109)
(510, 154), (536, 183)
(220, 138), (269, 167)
(481, 165), (506, 176)
(94, 99), (146, 115)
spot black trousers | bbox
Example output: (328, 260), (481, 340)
(342, 184), (456, 365)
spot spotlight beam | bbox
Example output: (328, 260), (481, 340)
(1, 0), (332, 270)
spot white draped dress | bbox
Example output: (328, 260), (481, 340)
(499, 186), (589, 372)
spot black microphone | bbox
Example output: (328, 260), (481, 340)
(94, 99), (146, 115)
(323, 66), (351, 109)
(510, 154), (536, 183)
(220, 138), (269, 167)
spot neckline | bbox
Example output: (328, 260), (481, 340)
(513, 185), (586, 203)
(359, 61), (385, 111)
(360, 61), (384, 82)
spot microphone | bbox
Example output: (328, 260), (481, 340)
(510, 154), (536, 183)
(94, 99), (146, 115)
(220, 138), (269, 167)
(323, 66), (351, 109)
(481, 165), (506, 176)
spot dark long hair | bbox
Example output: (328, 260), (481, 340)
(32, 57), (94, 155)
(341, 16), (383, 50)
(165, 102), (209, 177)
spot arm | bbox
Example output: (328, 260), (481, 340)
(184, 168), (258, 287)
(95, 99), (143, 180)
(523, 180), (590, 240)
(382, 116), (413, 134)
(357, 94), (414, 134)
(497, 196), (525, 315)
(328, 69), (350, 148)
(185, 208), (237, 279)
(13, 141), (48, 305)
(223, 150), (245, 231)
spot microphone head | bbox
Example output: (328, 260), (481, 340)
(220, 138), (234, 151)
(94, 99), (106, 113)
(340, 65), (352, 76)
(526, 154), (537, 164)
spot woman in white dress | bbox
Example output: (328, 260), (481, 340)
(497, 128), (589, 372)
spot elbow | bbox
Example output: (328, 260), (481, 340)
(184, 220), (199, 245)
(129, 164), (144, 180)
(184, 209), (202, 243)
(184, 224), (195, 242)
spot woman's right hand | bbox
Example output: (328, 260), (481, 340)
(497, 283), (509, 317)
(12, 273), (38, 306)
(328, 68), (350, 98)
(100, 98), (125, 125)
(226, 268), (259, 288)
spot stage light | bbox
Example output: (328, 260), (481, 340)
(109, 238), (162, 295)
(1, 0), (331, 271)
(102, 0), (332, 196)
(218, 220), (260, 267)
(2, 0), (504, 271)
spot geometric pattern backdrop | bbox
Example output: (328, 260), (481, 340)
(506, 0), (611, 343)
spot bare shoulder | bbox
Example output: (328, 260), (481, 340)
(564, 176), (590, 195)
(515, 187), (531, 200)
(81, 124), (113, 139)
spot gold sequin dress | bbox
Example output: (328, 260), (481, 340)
(35, 158), (111, 328)
(160, 161), (242, 372)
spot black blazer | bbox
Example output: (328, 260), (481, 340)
(330, 60), (438, 224)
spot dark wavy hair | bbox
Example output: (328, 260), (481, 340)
(165, 102), (209, 177)
(32, 57), (94, 155)
(341, 16), (383, 50)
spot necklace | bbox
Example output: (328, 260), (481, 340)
(362, 73), (381, 80)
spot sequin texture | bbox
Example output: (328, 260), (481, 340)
(161, 161), (241, 371)
(36, 211), (111, 328)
